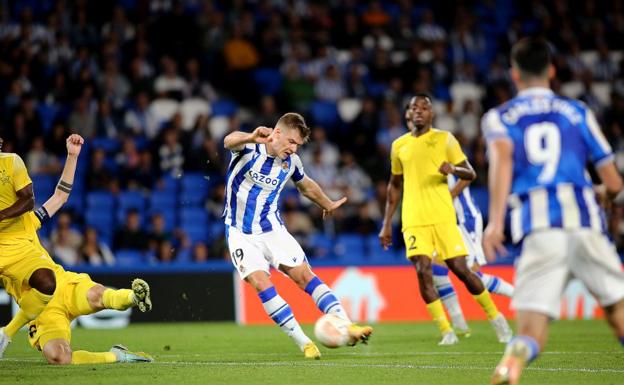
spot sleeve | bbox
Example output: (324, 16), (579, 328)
(390, 140), (403, 175)
(481, 109), (510, 143)
(292, 155), (306, 182)
(446, 133), (467, 165)
(582, 108), (614, 168)
(12, 154), (32, 191)
(231, 143), (254, 156)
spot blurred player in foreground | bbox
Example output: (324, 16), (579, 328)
(223, 113), (372, 359)
(0, 134), (153, 364)
(379, 94), (512, 345)
(483, 38), (624, 385)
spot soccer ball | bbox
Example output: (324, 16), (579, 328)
(314, 314), (350, 348)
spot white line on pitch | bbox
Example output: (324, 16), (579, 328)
(151, 360), (624, 373)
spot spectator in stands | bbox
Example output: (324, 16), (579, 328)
(147, 213), (173, 253)
(192, 242), (210, 263)
(153, 55), (187, 100)
(158, 127), (185, 177)
(114, 209), (149, 252)
(300, 126), (339, 168)
(184, 57), (217, 101)
(81, 227), (115, 266)
(314, 64), (346, 102)
(96, 98), (121, 138)
(50, 212), (83, 266)
(337, 151), (372, 205)
(124, 91), (159, 139)
(340, 202), (378, 236)
(87, 148), (115, 191)
(155, 239), (176, 263)
(26, 136), (61, 176)
(125, 149), (157, 190)
(68, 97), (96, 139)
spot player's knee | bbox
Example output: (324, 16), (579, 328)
(87, 284), (106, 309)
(44, 347), (72, 365)
(29, 269), (57, 295)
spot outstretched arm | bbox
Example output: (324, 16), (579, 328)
(378, 174), (403, 250)
(39, 134), (84, 218)
(224, 126), (272, 151)
(295, 176), (347, 219)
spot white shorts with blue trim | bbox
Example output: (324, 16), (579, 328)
(226, 225), (306, 279)
(513, 228), (624, 319)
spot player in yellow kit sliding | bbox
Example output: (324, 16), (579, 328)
(0, 134), (153, 364)
(379, 93), (512, 345)
(0, 137), (57, 327)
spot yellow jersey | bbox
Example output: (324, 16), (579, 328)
(390, 129), (467, 229)
(0, 153), (33, 240)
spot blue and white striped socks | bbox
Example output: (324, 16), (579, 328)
(304, 276), (351, 322)
(258, 287), (311, 349)
(505, 335), (540, 363)
(477, 271), (514, 297)
(432, 264), (468, 332)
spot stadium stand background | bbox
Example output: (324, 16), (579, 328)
(0, 0), (623, 268)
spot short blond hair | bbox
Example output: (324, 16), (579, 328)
(276, 112), (310, 142)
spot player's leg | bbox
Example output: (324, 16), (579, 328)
(246, 270), (319, 358)
(461, 222), (514, 297)
(431, 261), (470, 336)
(280, 262), (373, 345)
(474, 269), (514, 297)
(228, 226), (317, 357)
(491, 230), (569, 385)
(571, 229), (624, 346)
(410, 254), (457, 345)
(79, 280), (152, 314)
(42, 338), (152, 364)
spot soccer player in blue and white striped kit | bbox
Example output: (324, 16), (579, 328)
(223, 112), (373, 359)
(483, 38), (624, 385)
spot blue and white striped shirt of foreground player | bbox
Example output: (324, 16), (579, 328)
(482, 87), (612, 244)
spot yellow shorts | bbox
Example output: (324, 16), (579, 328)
(28, 272), (96, 350)
(403, 222), (468, 261)
(0, 240), (56, 291)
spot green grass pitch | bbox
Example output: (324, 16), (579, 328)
(0, 320), (622, 385)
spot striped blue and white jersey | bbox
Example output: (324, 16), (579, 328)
(482, 87), (612, 243)
(223, 143), (305, 234)
(448, 174), (482, 233)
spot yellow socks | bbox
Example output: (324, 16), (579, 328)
(102, 289), (135, 310)
(18, 288), (52, 319)
(473, 290), (499, 320)
(71, 351), (117, 364)
(426, 299), (453, 334)
(3, 309), (31, 337)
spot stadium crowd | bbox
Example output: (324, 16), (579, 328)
(0, 0), (623, 266)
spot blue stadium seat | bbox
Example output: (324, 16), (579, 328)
(64, 190), (85, 212)
(310, 100), (340, 128)
(32, 175), (56, 205)
(150, 191), (177, 211)
(180, 207), (208, 227)
(91, 137), (121, 153)
(182, 225), (209, 243)
(207, 221), (224, 241)
(211, 99), (238, 117)
(86, 190), (115, 211)
(118, 190), (146, 211)
(179, 173), (209, 206)
(308, 233), (333, 259)
(85, 209), (115, 239)
(253, 68), (283, 96)
(334, 233), (366, 261)
(148, 208), (177, 232)
(157, 174), (180, 194)
(36, 103), (59, 133)
(365, 234), (387, 260)
(114, 250), (145, 266)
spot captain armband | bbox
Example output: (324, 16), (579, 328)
(56, 180), (73, 194)
(34, 206), (50, 223)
